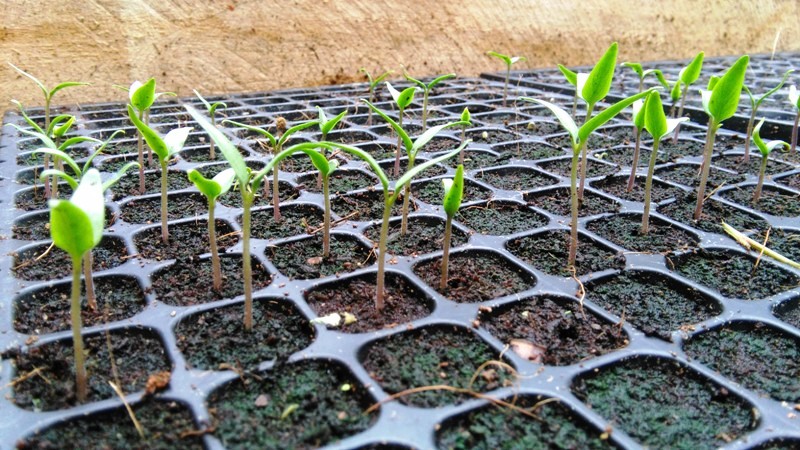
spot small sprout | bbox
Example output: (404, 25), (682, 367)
(386, 81), (417, 177)
(310, 313), (343, 328)
(314, 106), (347, 190)
(404, 71), (456, 131)
(671, 52), (704, 143)
(187, 168), (236, 291)
(788, 84), (800, 154)
(342, 312), (357, 325)
(480, 131), (489, 140)
(340, 383), (352, 392)
(9, 63), (89, 132)
(360, 67), (394, 125)
(302, 141), (340, 258)
(487, 51), (527, 107)
(458, 107), (472, 164)
(622, 62), (670, 93)
(280, 404), (299, 420)
(193, 90), (228, 160)
(626, 99), (646, 192)
(694, 55), (749, 221)
(440, 165), (465, 290)
(751, 119), (789, 203)
(741, 70), (792, 163)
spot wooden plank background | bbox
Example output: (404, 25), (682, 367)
(1, 0), (799, 110)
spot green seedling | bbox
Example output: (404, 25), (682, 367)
(364, 100), (468, 235)
(458, 107), (471, 164)
(622, 62), (670, 93)
(324, 140), (469, 312)
(625, 99), (646, 192)
(48, 169), (105, 403)
(224, 117), (318, 221)
(694, 55), (749, 221)
(194, 90), (228, 160)
(360, 68), (393, 125)
(187, 168), (236, 291)
(385, 81), (417, 177)
(440, 164), (464, 290)
(315, 106), (348, 188)
(9, 63), (88, 132)
(558, 65), (579, 116)
(788, 85), (800, 154)
(641, 90), (687, 233)
(741, 70), (792, 163)
(487, 52), (527, 107)
(404, 71), (456, 131)
(187, 105), (328, 331)
(128, 104), (192, 243)
(750, 119), (788, 203)
(670, 52), (704, 143)
(301, 149), (339, 258)
(521, 88), (652, 267)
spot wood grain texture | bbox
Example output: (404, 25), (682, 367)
(1, 0), (798, 109)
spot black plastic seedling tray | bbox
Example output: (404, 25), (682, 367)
(1, 54), (799, 449)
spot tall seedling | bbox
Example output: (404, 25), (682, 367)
(741, 70), (792, 163)
(487, 52), (527, 107)
(694, 55), (749, 221)
(750, 119), (788, 203)
(404, 71), (456, 131)
(787, 85), (800, 154)
(360, 68), (393, 125)
(440, 165), (464, 290)
(641, 91), (687, 233)
(625, 99), (646, 192)
(670, 52), (704, 143)
(124, 79), (176, 192)
(9, 63), (88, 133)
(315, 106), (348, 188)
(128, 105), (192, 243)
(522, 88), (652, 267)
(48, 169), (105, 403)
(193, 90), (227, 160)
(385, 82), (417, 177)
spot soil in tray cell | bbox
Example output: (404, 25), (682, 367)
(456, 200), (548, 236)
(712, 154), (796, 176)
(720, 184), (800, 217)
(492, 141), (567, 162)
(658, 193), (769, 234)
(208, 359), (377, 450)
(150, 254), (272, 306)
(776, 172), (800, 190)
(591, 174), (684, 204)
(436, 394), (614, 450)
(571, 356), (756, 450)
(12, 236), (128, 281)
(506, 229), (624, 278)
(192, 160), (266, 179)
(218, 180), (299, 209)
(654, 138), (707, 159)
(16, 399), (204, 450)
(654, 163), (745, 188)
(267, 233), (375, 280)
(464, 128), (519, 145)
(683, 321), (800, 403)
(412, 177), (492, 204)
(109, 170), (192, 200)
(591, 145), (673, 168)
(119, 192), (209, 224)
(440, 150), (499, 171)
(245, 203), (324, 240)
(478, 295), (627, 365)
(5, 327), (171, 411)
(297, 169), (377, 195)
(473, 166), (558, 191)
(413, 249), (536, 303)
(175, 298), (314, 371)
(332, 190), (404, 222)
(755, 228), (800, 265)
(362, 216), (469, 257)
(133, 219), (238, 261)
(380, 157), (449, 179)
(774, 297), (800, 329)
(669, 248), (800, 300)
(587, 213), (699, 253)
(305, 271), (433, 333)
(13, 206), (115, 241)
(525, 187), (620, 217)
(537, 157), (619, 179)
(14, 275), (146, 335)
(360, 325), (514, 408)
(14, 183), (70, 211)
(586, 271), (722, 341)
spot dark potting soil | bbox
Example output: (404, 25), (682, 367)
(441, 150), (500, 171)
(465, 128), (519, 145)
(546, 134), (615, 152)
(6, 327), (170, 411)
(133, 219), (238, 261)
(304, 272), (433, 334)
(150, 254), (272, 306)
(14, 275), (146, 335)
(191, 160), (266, 179)
(669, 248), (800, 300)
(456, 201), (548, 235)
(655, 138), (707, 160)
(297, 169), (377, 195)
(13, 184), (69, 211)
(654, 163), (745, 188)
(774, 297), (800, 329)
(720, 185), (800, 217)
(245, 203), (324, 240)
(175, 298), (314, 371)
(525, 188), (620, 217)
(413, 250), (536, 303)
(267, 233), (374, 280)
(119, 192), (209, 224)
(492, 141), (566, 162)
(378, 157), (449, 180)
(587, 213), (699, 253)
(537, 158), (619, 179)
(436, 394), (614, 450)
(109, 170), (192, 201)
(712, 154), (795, 176)
(422, 136), (462, 154)
(776, 171), (800, 190)
(506, 230), (624, 278)
(472, 166), (558, 191)
(591, 174), (684, 204)
(751, 439), (800, 450)
(683, 321), (800, 403)
(16, 398), (205, 450)
(331, 190), (404, 222)
(218, 180), (299, 209)
(571, 356), (756, 450)
(362, 216), (469, 257)
(208, 359), (376, 450)
(360, 325), (513, 408)
(13, 206), (116, 241)
(586, 271), (721, 341)
(478, 295), (627, 365)
(12, 236), (129, 281)
(509, 121), (564, 137)
(411, 178), (492, 204)
(658, 193), (769, 234)
(755, 228), (800, 263)
(592, 145), (673, 168)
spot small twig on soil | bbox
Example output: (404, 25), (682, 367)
(12, 242), (55, 270)
(752, 227), (771, 273)
(108, 381), (146, 441)
(570, 266), (586, 318)
(6, 367), (50, 387)
(702, 182), (727, 204)
(308, 211), (359, 234)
